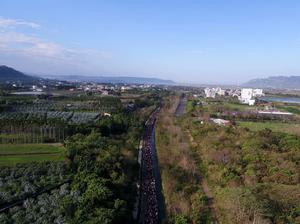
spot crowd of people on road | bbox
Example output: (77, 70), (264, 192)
(140, 108), (160, 224)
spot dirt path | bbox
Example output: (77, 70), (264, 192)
(174, 96), (220, 222)
(187, 130), (220, 223)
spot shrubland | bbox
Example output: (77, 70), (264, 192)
(180, 97), (300, 223)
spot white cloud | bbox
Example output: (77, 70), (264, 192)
(0, 17), (40, 29)
(0, 17), (111, 71)
(0, 32), (62, 58)
(0, 32), (108, 62)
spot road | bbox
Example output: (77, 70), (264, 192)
(138, 106), (163, 224)
(175, 95), (186, 116)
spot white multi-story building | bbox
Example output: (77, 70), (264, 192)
(215, 87), (226, 96)
(228, 89), (241, 98)
(204, 88), (216, 98)
(204, 87), (225, 98)
(253, 89), (264, 97)
(239, 88), (263, 105)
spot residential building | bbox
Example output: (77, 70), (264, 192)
(239, 88), (263, 105)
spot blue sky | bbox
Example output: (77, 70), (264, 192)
(1, 0), (300, 84)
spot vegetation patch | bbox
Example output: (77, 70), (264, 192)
(238, 121), (300, 136)
(0, 144), (65, 166)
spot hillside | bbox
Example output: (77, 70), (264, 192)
(0, 65), (37, 83)
(243, 76), (300, 89)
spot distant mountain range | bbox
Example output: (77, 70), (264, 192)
(0, 65), (175, 85)
(48, 75), (175, 85)
(243, 76), (300, 89)
(0, 65), (37, 83)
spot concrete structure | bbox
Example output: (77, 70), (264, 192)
(210, 118), (230, 126)
(253, 89), (264, 97)
(102, 90), (109, 95)
(248, 99), (255, 106)
(216, 87), (225, 96)
(228, 89), (241, 98)
(204, 88), (216, 98)
(258, 111), (293, 115)
(204, 87), (225, 98)
(239, 88), (264, 105)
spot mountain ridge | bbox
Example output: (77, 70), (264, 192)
(243, 75), (300, 89)
(44, 75), (175, 85)
(0, 65), (38, 83)
(0, 65), (175, 85)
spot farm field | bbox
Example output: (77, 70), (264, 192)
(238, 121), (300, 135)
(278, 105), (300, 115)
(202, 101), (262, 113)
(223, 102), (255, 111)
(0, 144), (65, 166)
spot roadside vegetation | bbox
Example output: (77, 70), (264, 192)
(181, 96), (300, 223)
(156, 95), (214, 223)
(238, 121), (300, 135)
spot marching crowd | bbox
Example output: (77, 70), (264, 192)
(140, 108), (160, 224)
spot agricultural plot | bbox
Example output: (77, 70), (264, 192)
(46, 111), (73, 121)
(0, 112), (45, 124)
(1, 185), (71, 223)
(0, 144), (65, 166)
(11, 97), (123, 113)
(223, 102), (257, 111)
(0, 111), (100, 125)
(68, 112), (100, 124)
(0, 126), (66, 144)
(0, 110), (100, 144)
(278, 105), (300, 115)
(0, 112), (28, 121)
(238, 121), (300, 136)
(0, 161), (68, 205)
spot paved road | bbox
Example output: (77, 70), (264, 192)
(175, 95), (186, 116)
(138, 107), (163, 224)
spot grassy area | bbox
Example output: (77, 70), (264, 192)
(223, 102), (252, 111)
(186, 100), (195, 112)
(238, 121), (300, 135)
(0, 133), (33, 141)
(182, 114), (300, 223)
(0, 144), (65, 166)
(155, 96), (213, 223)
(278, 105), (300, 115)
(200, 101), (260, 114)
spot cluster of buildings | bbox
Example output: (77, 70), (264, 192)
(239, 88), (264, 105)
(204, 87), (264, 106)
(77, 83), (154, 95)
(204, 87), (226, 98)
(76, 84), (113, 95)
(9, 76), (160, 97)
(31, 85), (46, 92)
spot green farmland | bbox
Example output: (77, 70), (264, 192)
(0, 144), (65, 166)
(238, 121), (300, 135)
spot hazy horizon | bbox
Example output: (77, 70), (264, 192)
(1, 0), (300, 85)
